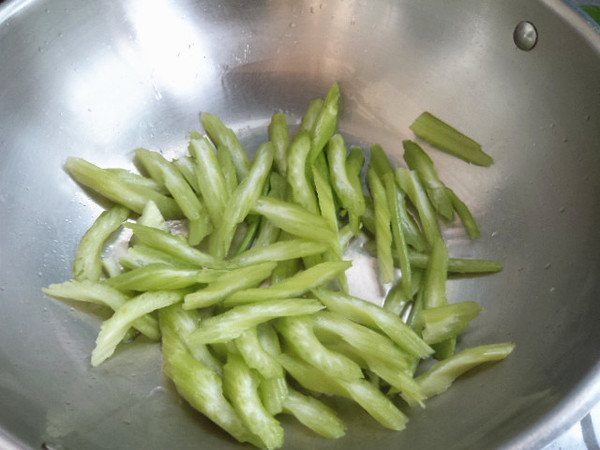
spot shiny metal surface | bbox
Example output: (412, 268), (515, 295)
(1, 0), (599, 449)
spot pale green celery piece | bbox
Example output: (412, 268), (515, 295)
(328, 134), (366, 236)
(104, 263), (224, 292)
(259, 376), (289, 416)
(189, 136), (229, 227)
(223, 261), (351, 306)
(383, 172), (412, 297)
(420, 302), (484, 345)
(135, 148), (205, 221)
(300, 98), (323, 134)
(415, 343), (515, 402)
(361, 355), (425, 406)
(367, 168), (395, 284)
(42, 280), (159, 340)
(312, 289), (432, 358)
(223, 353), (284, 450)
(234, 327), (284, 379)
(160, 304), (223, 376)
(395, 168), (443, 247)
(287, 131), (319, 214)
(345, 146), (366, 235)
(137, 200), (168, 232)
(216, 144), (239, 195)
(92, 290), (182, 366)
(251, 196), (338, 246)
(73, 205), (130, 282)
(277, 353), (347, 396)
(254, 172), (287, 248)
(409, 111), (494, 166)
(361, 195), (376, 235)
(369, 144), (395, 178)
(188, 298), (325, 345)
(105, 168), (169, 195)
(229, 239), (327, 267)
(159, 309), (260, 446)
(408, 250), (502, 274)
(210, 142), (274, 259)
(101, 256), (122, 279)
(124, 223), (226, 269)
(309, 82), (341, 163)
(173, 155), (201, 193)
(312, 311), (420, 366)
(403, 140), (454, 220)
(119, 244), (197, 271)
(275, 315), (363, 382)
(447, 187), (481, 239)
(282, 388), (346, 439)
(383, 280), (414, 316)
(183, 262), (276, 309)
(269, 113), (290, 176)
(201, 112), (251, 181)
(65, 157), (183, 219)
(395, 188), (428, 253)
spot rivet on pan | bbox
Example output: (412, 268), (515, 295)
(513, 21), (538, 51)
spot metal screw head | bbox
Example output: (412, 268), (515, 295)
(514, 21), (538, 51)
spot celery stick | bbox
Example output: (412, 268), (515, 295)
(420, 302), (483, 345)
(73, 205), (130, 282)
(234, 327), (284, 379)
(119, 244), (196, 271)
(367, 168), (395, 284)
(282, 388), (346, 439)
(269, 113), (290, 176)
(223, 353), (284, 449)
(300, 98), (323, 134)
(447, 187), (481, 239)
(416, 343), (515, 401)
(229, 239), (327, 267)
(409, 112), (494, 166)
(216, 144), (239, 195)
(309, 82), (340, 163)
(408, 251), (502, 274)
(92, 290), (182, 366)
(188, 298), (325, 344)
(183, 262), (277, 309)
(259, 376), (289, 416)
(287, 131), (319, 214)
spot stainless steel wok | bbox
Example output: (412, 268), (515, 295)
(1, 0), (599, 448)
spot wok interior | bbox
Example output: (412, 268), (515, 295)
(0, 0), (599, 448)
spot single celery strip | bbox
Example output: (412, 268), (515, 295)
(42, 280), (159, 340)
(408, 251), (502, 273)
(105, 168), (169, 194)
(136, 200), (168, 231)
(259, 377), (289, 416)
(276, 315), (363, 382)
(287, 131), (319, 214)
(345, 146), (366, 235)
(189, 136), (229, 227)
(282, 388), (346, 439)
(327, 134), (366, 235)
(210, 142), (274, 259)
(369, 144), (395, 178)
(223, 353), (284, 450)
(309, 82), (341, 163)
(383, 172), (412, 297)
(403, 140), (454, 220)
(415, 343), (515, 401)
(300, 98), (323, 134)
(73, 205), (130, 282)
(447, 187), (481, 238)
(228, 239), (327, 267)
(124, 223), (225, 269)
(251, 197), (338, 246)
(224, 261), (351, 306)
(92, 290), (182, 366)
(104, 263), (224, 291)
(409, 111), (494, 166)
(187, 217), (213, 246)
(135, 148), (205, 221)
(395, 168), (443, 247)
(367, 168), (395, 284)
(201, 112), (252, 180)
(234, 327), (284, 379)
(216, 144), (239, 195)
(269, 113), (290, 176)
(420, 302), (484, 345)
(312, 289), (433, 358)
(254, 172), (287, 248)
(172, 155), (200, 193)
(159, 308), (260, 446)
(183, 262), (277, 309)
(65, 157), (182, 219)
(188, 298), (325, 344)
(119, 244), (196, 271)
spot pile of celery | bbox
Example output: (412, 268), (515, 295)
(43, 83), (513, 449)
